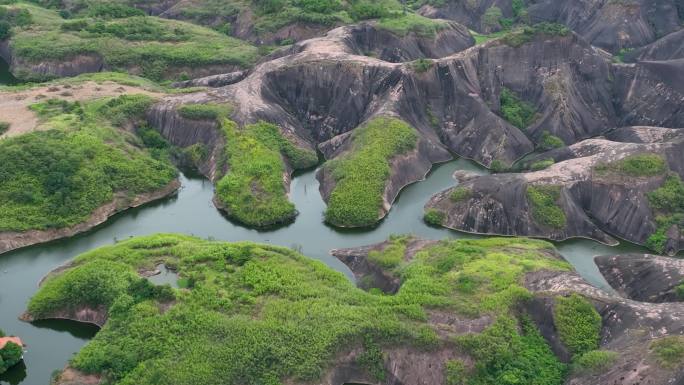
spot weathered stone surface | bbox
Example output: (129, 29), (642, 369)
(426, 127), (684, 253)
(596, 254), (684, 302)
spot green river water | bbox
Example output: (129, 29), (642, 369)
(0, 159), (660, 385)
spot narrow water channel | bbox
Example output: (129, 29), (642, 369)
(0, 158), (664, 385)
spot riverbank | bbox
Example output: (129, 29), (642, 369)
(0, 179), (180, 255)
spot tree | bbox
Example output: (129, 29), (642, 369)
(0, 342), (23, 373)
(481, 6), (502, 31)
(0, 21), (11, 40)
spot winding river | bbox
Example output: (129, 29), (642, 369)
(0, 159), (663, 385)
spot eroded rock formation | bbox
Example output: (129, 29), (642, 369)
(333, 238), (684, 385)
(426, 126), (684, 253)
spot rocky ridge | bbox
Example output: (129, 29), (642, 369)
(332, 239), (684, 385)
(425, 126), (684, 254)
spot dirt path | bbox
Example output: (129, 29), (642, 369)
(0, 81), (165, 138)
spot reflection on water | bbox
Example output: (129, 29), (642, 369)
(0, 158), (672, 385)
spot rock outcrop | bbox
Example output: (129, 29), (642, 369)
(421, 0), (683, 53)
(595, 254), (684, 302)
(149, 23), (683, 228)
(625, 29), (684, 62)
(425, 126), (684, 253)
(334, 238), (684, 385)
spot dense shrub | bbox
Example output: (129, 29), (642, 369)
(526, 185), (567, 229)
(530, 158), (554, 171)
(645, 174), (684, 253)
(502, 22), (570, 47)
(450, 187), (472, 202)
(9, 5), (260, 81)
(458, 316), (567, 385)
(572, 350), (617, 373)
(481, 6), (502, 30)
(178, 103), (231, 120)
(368, 235), (408, 268)
(0, 340), (22, 374)
(0, 96), (175, 231)
(86, 3), (145, 19)
(553, 294), (602, 356)
(0, 121), (9, 134)
(216, 120), (316, 227)
(324, 117), (418, 227)
(25, 234), (569, 385)
(538, 131), (564, 150)
(411, 58), (434, 73)
(596, 153), (667, 177)
(650, 336), (684, 368)
(500, 87), (537, 129)
(423, 208), (446, 226)
(377, 13), (446, 37)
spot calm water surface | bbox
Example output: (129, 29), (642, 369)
(0, 159), (664, 385)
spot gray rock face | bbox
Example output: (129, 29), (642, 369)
(422, 0), (683, 52)
(614, 60), (684, 128)
(343, 22), (475, 63)
(426, 127), (684, 253)
(171, 71), (248, 88)
(418, 0), (517, 33)
(596, 254), (684, 302)
(626, 29), (684, 61)
(527, 0), (682, 53)
(150, 22), (684, 229)
(525, 268), (684, 385)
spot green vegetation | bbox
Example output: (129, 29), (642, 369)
(676, 282), (684, 300)
(445, 360), (466, 385)
(376, 13), (446, 37)
(5, 3), (259, 81)
(178, 103), (232, 121)
(595, 153), (667, 177)
(539, 131), (564, 150)
(26, 234), (570, 385)
(572, 350), (617, 373)
(0, 95), (176, 231)
(530, 158), (555, 171)
(645, 174), (684, 253)
(0, 338), (23, 374)
(175, 103), (316, 227)
(450, 187), (472, 202)
(368, 234), (408, 269)
(526, 185), (567, 229)
(458, 316), (566, 385)
(423, 208), (446, 226)
(216, 120), (317, 227)
(411, 58), (434, 73)
(470, 29), (507, 45)
(481, 6), (502, 30)
(0, 121), (9, 135)
(489, 159), (508, 173)
(553, 294), (602, 356)
(650, 336), (684, 368)
(501, 22), (570, 48)
(613, 48), (634, 63)
(0, 3), (32, 39)
(324, 117), (418, 227)
(499, 87), (537, 129)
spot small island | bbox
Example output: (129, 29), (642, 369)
(0, 331), (25, 374)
